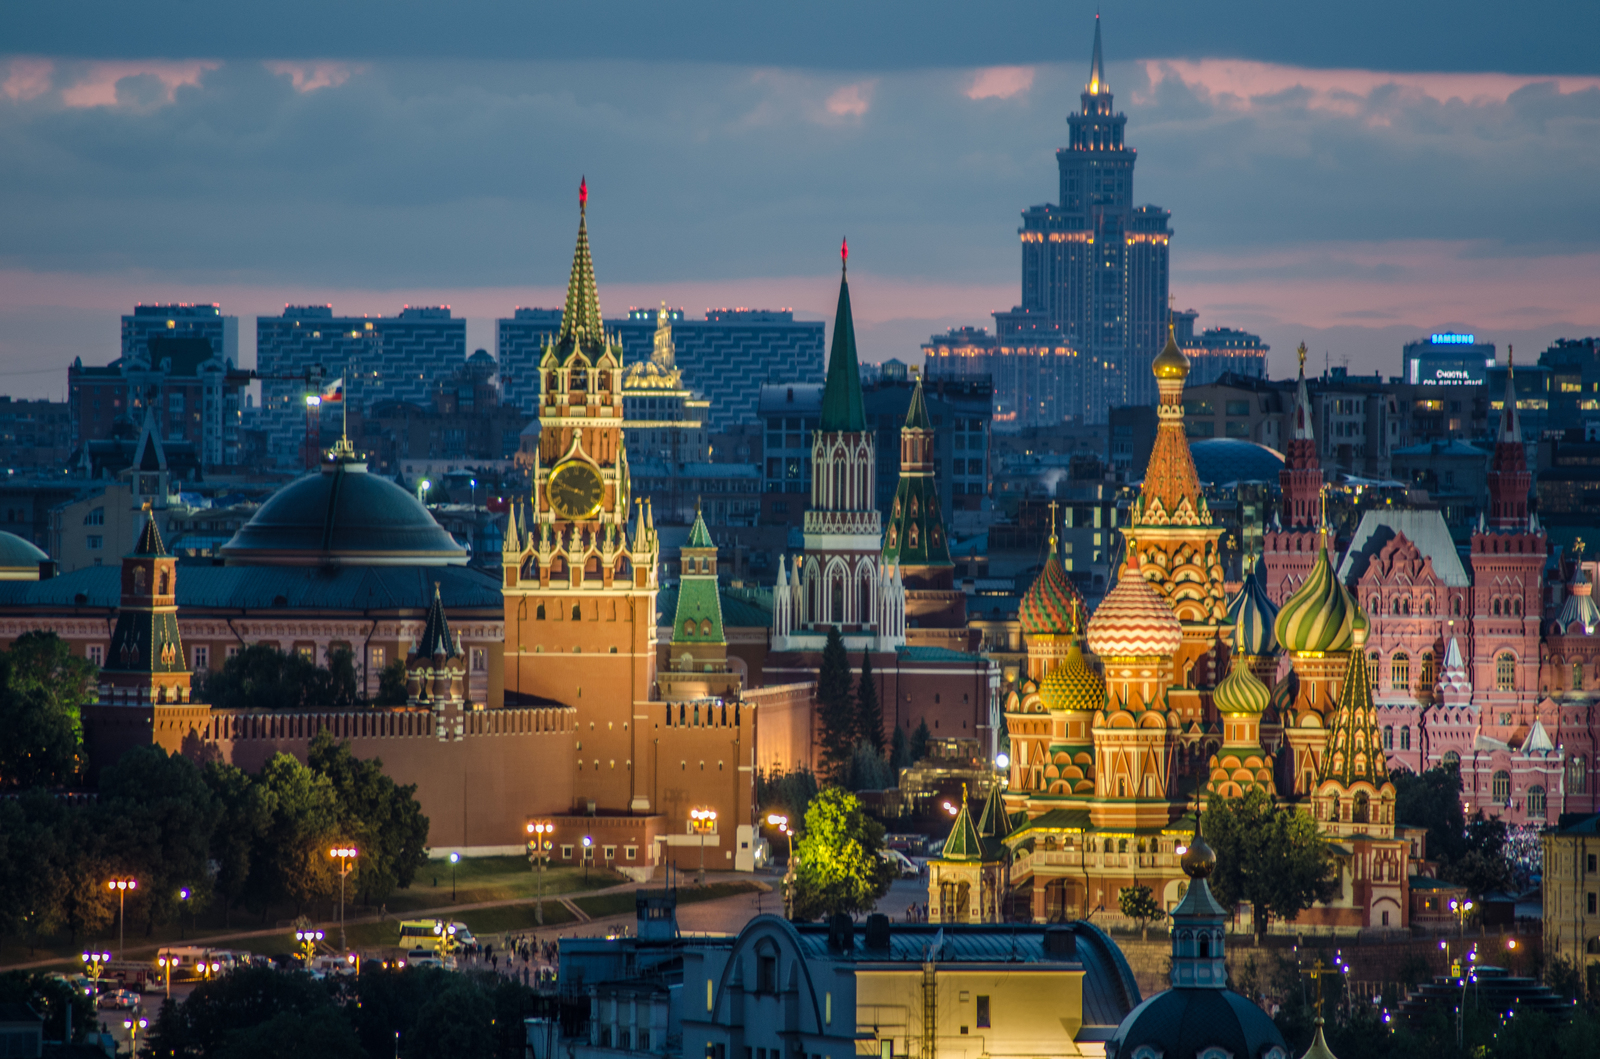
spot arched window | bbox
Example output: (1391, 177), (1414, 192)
(1330, 793), (1341, 820)
(1353, 791), (1370, 824)
(1424, 598), (1434, 616)
(1443, 750), (1460, 767)
(1492, 770), (1510, 803)
(1198, 934), (1211, 958)
(1383, 726), (1394, 750)
(1391, 652), (1411, 692)
(572, 603), (582, 621)
(1528, 785), (1546, 820)
(1400, 726), (1411, 750)
(1497, 652), (1516, 691)
(1575, 662), (1586, 690)
(1493, 599), (1502, 616)
(1371, 596), (1381, 613)
(1420, 651), (1436, 689)
(536, 602), (546, 620)
(1453, 597), (1462, 616)
(1369, 651), (1381, 690)
(1569, 756), (1587, 794)
(1118, 838), (1128, 854)
(1513, 598), (1522, 616)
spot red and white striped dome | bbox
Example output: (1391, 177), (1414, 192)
(1086, 552), (1183, 659)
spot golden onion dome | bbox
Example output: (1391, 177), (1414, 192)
(1273, 541), (1356, 654)
(1040, 642), (1106, 712)
(1152, 324), (1189, 381)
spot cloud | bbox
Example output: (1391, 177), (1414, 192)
(966, 66), (1034, 101)
(263, 61), (362, 93)
(824, 80), (874, 117)
(2, 58), (53, 101)
(55, 60), (219, 108)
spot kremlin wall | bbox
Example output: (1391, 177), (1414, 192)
(0, 181), (1593, 931)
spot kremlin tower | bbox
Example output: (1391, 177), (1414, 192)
(1262, 344), (1324, 605)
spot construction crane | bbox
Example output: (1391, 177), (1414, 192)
(242, 365), (327, 471)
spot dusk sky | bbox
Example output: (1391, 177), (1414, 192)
(3, 0), (1598, 399)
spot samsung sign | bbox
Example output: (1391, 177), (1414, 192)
(1429, 333), (1477, 344)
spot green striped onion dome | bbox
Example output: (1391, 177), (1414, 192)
(1273, 542), (1356, 653)
(1214, 657), (1270, 715)
(1019, 539), (1084, 636)
(1086, 553), (1183, 659)
(1227, 567), (1279, 657)
(1039, 642), (1106, 712)
(1269, 668), (1298, 715)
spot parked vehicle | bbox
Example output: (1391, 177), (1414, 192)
(879, 848), (920, 878)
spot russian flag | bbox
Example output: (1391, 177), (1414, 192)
(320, 375), (344, 403)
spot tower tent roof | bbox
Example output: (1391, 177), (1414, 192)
(1088, 13), (1106, 95)
(412, 582), (461, 660)
(1316, 613), (1387, 789)
(133, 509), (168, 558)
(556, 179), (606, 357)
(820, 264), (867, 433)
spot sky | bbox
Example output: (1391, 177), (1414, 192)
(2, 0), (1598, 399)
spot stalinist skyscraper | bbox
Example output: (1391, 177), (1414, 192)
(993, 15), (1172, 423)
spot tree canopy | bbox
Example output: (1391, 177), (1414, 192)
(855, 651), (884, 755)
(816, 627), (856, 781)
(791, 786), (894, 919)
(197, 643), (359, 711)
(1204, 787), (1338, 941)
(1394, 762), (1515, 895)
(0, 631), (97, 788)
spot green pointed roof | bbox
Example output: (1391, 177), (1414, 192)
(904, 375), (931, 430)
(939, 797), (986, 861)
(976, 780), (1004, 838)
(687, 507), (714, 549)
(555, 179), (605, 357)
(413, 582), (461, 659)
(819, 268), (867, 433)
(132, 509), (168, 557)
(1316, 614), (1388, 789)
(882, 474), (951, 568)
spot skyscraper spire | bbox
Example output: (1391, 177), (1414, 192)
(1088, 13), (1106, 95)
(556, 177), (604, 355)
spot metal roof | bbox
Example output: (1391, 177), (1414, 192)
(1337, 509), (1471, 587)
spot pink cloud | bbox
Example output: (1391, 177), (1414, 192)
(966, 66), (1035, 101)
(825, 81), (874, 117)
(55, 60), (218, 108)
(2, 58), (54, 102)
(1141, 59), (1600, 117)
(264, 61), (362, 93)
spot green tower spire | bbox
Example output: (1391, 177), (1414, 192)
(819, 238), (867, 433)
(556, 178), (605, 356)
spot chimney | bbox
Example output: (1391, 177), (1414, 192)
(864, 913), (891, 952)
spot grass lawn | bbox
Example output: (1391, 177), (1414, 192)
(381, 857), (625, 914)
(572, 881), (764, 920)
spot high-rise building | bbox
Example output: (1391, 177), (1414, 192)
(1173, 310), (1268, 387)
(256, 305), (466, 468)
(1402, 332), (1496, 386)
(993, 16), (1171, 424)
(497, 308), (565, 415)
(121, 304), (238, 364)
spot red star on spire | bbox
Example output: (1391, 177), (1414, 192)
(580, 177), (587, 210)
(841, 236), (848, 271)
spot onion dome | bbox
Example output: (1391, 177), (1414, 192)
(1273, 539), (1356, 653)
(1227, 565), (1279, 657)
(1269, 668), (1299, 715)
(1214, 657), (1270, 716)
(1152, 322), (1190, 381)
(1039, 641), (1106, 712)
(1181, 833), (1216, 878)
(1019, 535), (1084, 636)
(1087, 550), (1183, 659)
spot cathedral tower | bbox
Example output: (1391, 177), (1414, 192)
(101, 509), (191, 707)
(1263, 344), (1324, 604)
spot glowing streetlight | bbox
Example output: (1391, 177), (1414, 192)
(448, 851), (460, 902)
(80, 952), (111, 1001)
(156, 954), (177, 998)
(582, 835), (593, 882)
(106, 878), (137, 960)
(330, 846), (359, 950)
(295, 928), (324, 965)
(418, 479), (432, 503)
(305, 394), (321, 408)
(995, 752), (1010, 770)
(767, 814), (794, 919)
(690, 808), (718, 885)
(124, 1017), (149, 1053)
(526, 821), (553, 925)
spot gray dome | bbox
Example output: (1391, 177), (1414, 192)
(221, 458), (466, 567)
(1189, 439), (1285, 485)
(0, 530), (47, 569)
(1108, 988), (1287, 1059)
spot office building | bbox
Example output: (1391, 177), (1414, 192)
(72, 305), (250, 469)
(1541, 336), (1600, 434)
(1402, 332), (1496, 386)
(621, 306), (711, 465)
(0, 398), (73, 473)
(497, 307), (565, 415)
(1173, 309), (1268, 387)
(255, 305), (466, 469)
(992, 17), (1171, 424)
(921, 326), (1077, 428)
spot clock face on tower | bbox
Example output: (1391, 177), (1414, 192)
(548, 460), (604, 520)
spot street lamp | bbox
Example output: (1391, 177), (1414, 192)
(296, 928), (324, 966)
(582, 836), (593, 882)
(449, 851), (460, 902)
(1450, 898), (1474, 937)
(767, 814), (794, 919)
(81, 952), (111, 1001)
(156, 954), (177, 999)
(526, 821), (553, 925)
(106, 878), (137, 961)
(124, 1017), (148, 1054)
(178, 888), (191, 940)
(419, 479), (432, 504)
(330, 847), (359, 950)
(690, 808), (718, 885)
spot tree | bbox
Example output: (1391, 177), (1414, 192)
(247, 753), (342, 913)
(202, 762), (272, 926)
(0, 631), (96, 788)
(816, 627), (856, 782)
(845, 741), (895, 792)
(890, 725), (911, 772)
(96, 746), (220, 932)
(756, 767), (818, 824)
(909, 719), (931, 763)
(791, 787), (894, 919)
(1118, 884), (1162, 940)
(1395, 762), (1514, 895)
(214, 1006), (364, 1059)
(142, 965), (337, 1059)
(5, 630), (98, 729)
(855, 651), (884, 755)
(0, 971), (94, 1045)
(1204, 787), (1338, 942)
(198, 643), (354, 711)
(408, 977), (497, 1059)
(376, 659), (409, 706)
(309, 730), (430, 903)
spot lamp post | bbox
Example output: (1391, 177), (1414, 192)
(106, 878), (137, 961)
(526, 821), (552, 926)
(582, 836), (593, 882)
(766, 814), (794, 919)
(419, 479), (432, 504)
(330, 846), (359, 951)
(690, 808), (717, 885)
(124, 1016), (148, 1056)
(449, 851), (460, 902)
(178, 888), (191, 940)
(156, 954), (175, 999)
(296, 928), (325, 967)
(1449, 897), (1474, 938)
(81, 952), (110, 1002)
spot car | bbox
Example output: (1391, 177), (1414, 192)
(97, 989), (140, 1011)
(879, 849), (920, 878)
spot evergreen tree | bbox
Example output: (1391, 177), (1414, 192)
(909, 719), (931, 763)
(890, 725), (911, 772)
(855, 651), (885, 755)
(816, 627), (856, 782)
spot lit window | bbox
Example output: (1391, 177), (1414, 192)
(1496, 652), (1516, 692)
